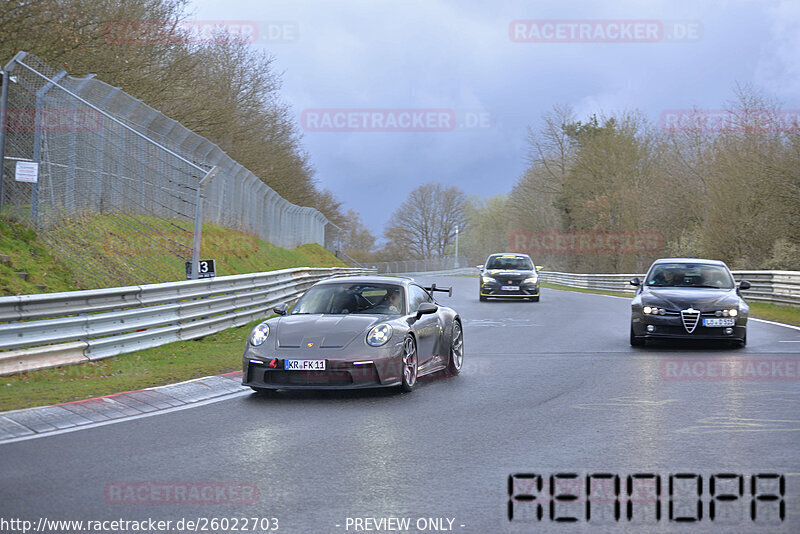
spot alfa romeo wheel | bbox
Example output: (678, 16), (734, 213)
(630, 324), (645, 346)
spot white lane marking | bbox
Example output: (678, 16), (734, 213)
(779, 340), (800, 342)
(572, 397), (679, 410)
(676, 416), (800, 434)
(0, 389), (252, 446)
(750, 318), (800, 332)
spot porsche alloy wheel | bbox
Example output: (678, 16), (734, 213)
(446, 321), (463, 376)
(401, 336), (418, 392)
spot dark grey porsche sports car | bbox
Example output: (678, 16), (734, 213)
(242, 276), (463, 392)
(630, 258), (751, 347)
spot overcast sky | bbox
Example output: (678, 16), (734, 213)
(189, 0), (800, 235)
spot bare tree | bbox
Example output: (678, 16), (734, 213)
(383, 183), (468, 259)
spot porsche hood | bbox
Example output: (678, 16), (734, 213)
(274, 314), (387, 349)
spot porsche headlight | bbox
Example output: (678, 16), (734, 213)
(524, 275), (539, 284)
(366, 324), (392, 347)
(249, 322), (270, 346)
(481, 276), (496, 284)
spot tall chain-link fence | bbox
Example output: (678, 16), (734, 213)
(0, 52), (328, 288)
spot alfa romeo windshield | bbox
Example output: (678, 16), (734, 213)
(645, 263), (735, 289)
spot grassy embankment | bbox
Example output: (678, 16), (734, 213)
(0, 215), (346, 410)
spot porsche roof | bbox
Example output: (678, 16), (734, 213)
(317, 275), (415, 286)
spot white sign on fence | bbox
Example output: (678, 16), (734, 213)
(15, 161), (39, 183)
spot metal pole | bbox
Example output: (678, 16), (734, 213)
(0, 69), (9, 211)
(0, 53), (26, 214)
(454, 224), (459, 268)
(191, 166), (219, 280)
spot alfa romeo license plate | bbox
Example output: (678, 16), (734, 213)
(703, 318), (735, 327)
(501, 285), (519, 291)
(284, 359), (326, 371)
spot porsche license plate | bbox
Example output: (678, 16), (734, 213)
(284, 359), (326, 371)
(703, 318), (735, 327)
(501, 285), (519, 291)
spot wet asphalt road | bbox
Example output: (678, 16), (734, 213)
(1, 274), (799, 534)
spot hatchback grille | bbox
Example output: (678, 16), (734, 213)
(680, 308), (701, 333)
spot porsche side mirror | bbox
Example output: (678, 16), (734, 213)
(739, 280), (751, 291)
(273, 302), (289, 315)
(630, 277), (641, 286)
(416, 302), (438, 317)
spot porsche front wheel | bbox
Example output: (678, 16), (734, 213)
(446, 321), (463, 376)
(400, 335), (418, 392)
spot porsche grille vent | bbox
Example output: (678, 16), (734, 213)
(680, 308), (701, 333)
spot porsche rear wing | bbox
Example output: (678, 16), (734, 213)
(424, 283), (452, 297)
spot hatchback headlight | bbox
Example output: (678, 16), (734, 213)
(481, 276), (496, 284)
(366, 324), (392, 347)
(524, 275), (539, 284)
(249, 322), (270, 346)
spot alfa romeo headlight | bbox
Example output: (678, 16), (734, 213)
(249, 322), (270, 346)
(366, 324), (392, 347)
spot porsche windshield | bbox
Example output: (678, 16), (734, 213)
(291, 283), (406, 315)
(486, 256), (533, 270)
(645, 263), (734, 289)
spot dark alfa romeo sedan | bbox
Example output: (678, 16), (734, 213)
(630, 258), (751, 347)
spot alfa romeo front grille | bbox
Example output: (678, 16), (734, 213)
(680, 308), (701, 333)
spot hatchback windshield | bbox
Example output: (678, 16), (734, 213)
(645, 263), (734, 289)
(486, 256), (533, 270)
(291, 283), (405, 315)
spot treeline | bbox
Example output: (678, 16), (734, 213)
(1, 0), (347, 227)
(463, 87), (800, 272)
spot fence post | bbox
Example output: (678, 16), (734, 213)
(0, 69), (8, 211)
(191, 166), (219, 280)
(32, 69), (68, 226)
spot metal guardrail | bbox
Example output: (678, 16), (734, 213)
(0, 267), (374, 376)
(538, 270), (800, 306)
(373, 257), (470, 274)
